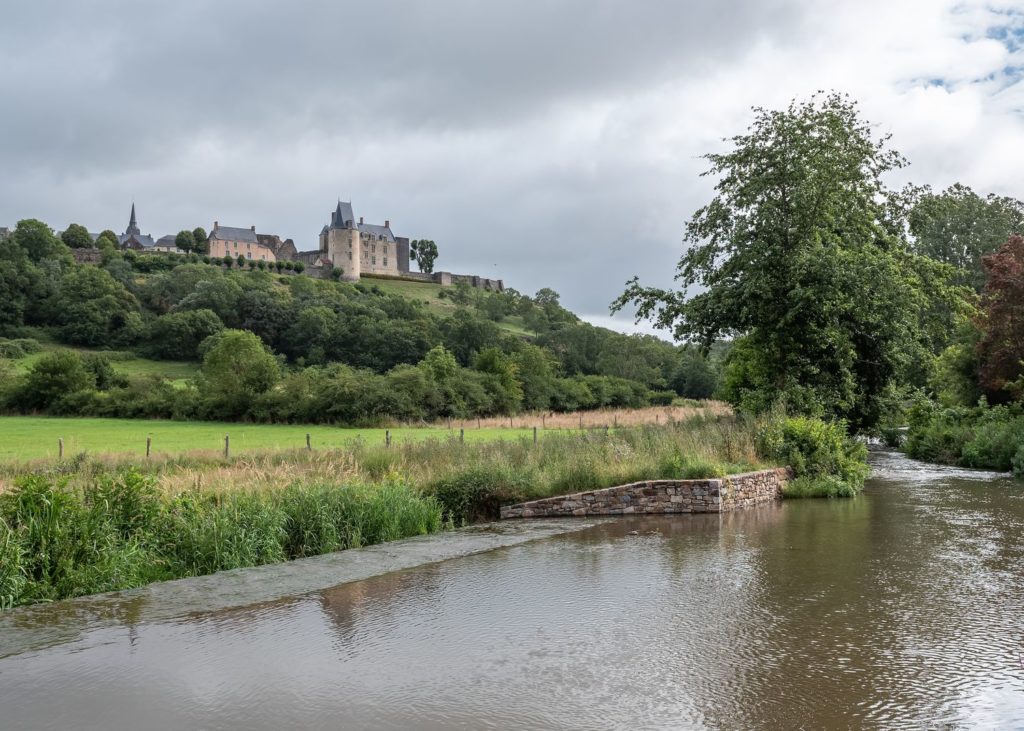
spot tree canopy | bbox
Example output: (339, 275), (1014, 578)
(614, 93), (965, 429)
(411, 239), (439, 273)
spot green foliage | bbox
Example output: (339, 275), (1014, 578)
(410, 239), (439, 273)
(757, 413), (869, 497)
(906, 401), (1024, 473)
(614, 93), (968, 430)
(148, 309), (225, 360)
(60, 223), (93, 249)
(96, 230), (119, 249)
(199, 329), (280, 417)
(175, 230), (196, 253)
(52, 266), (142, 346)
(908, 183), (1024, 291)
(14, 351), (94, 411)
(0, 470), (441, 609)
(11, 219), (70, 264)
(192, 227), (208, 254)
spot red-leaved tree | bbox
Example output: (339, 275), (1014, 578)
(977, 234), (1024, 401)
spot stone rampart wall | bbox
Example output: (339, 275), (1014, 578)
(500, 468), (790, 519)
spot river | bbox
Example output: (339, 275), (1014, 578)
(1, 451), (1022, 729)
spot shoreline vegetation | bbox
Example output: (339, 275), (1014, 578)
(0, 412), (866, 610)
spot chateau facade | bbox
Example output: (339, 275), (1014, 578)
(317, 201), (411, 281)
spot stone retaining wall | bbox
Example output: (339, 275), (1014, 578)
(500, 468), (790, 519)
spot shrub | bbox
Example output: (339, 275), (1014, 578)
(429, 464), (533, 524)
(649, 390), (676, 406)
(757, 414), (868, 497)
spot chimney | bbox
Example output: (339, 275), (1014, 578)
(385, 219), (390, 228)
(251, 225), (256, 232)
(359, 216), (364, 225)
(214, 221), (218, 229)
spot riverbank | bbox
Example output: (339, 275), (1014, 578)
(0, 414), (867, 609)
(0, 418), (770, 609)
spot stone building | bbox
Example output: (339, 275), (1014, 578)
(116, 203), (155, 249)
(316, 201), (410, 281)
(207, 222), (277, 263)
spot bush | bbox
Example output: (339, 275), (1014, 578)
(757, 414), (868, 498)
(649, 390), (676, 406)
(429, 464), (533, 524)
(905, 401), (1024, 472)
(0, 338), (42, 359)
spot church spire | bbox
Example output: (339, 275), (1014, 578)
(126, 202), (140, 236)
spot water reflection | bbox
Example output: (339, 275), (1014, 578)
(1, 452), (1022, 729)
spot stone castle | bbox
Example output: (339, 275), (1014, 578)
(76, 201), (502, 291)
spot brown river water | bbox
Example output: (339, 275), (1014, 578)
(1, 450), (1023, 730)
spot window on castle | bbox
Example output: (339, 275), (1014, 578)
(372, 256), (376, 265)
(384, 257), (388, 266)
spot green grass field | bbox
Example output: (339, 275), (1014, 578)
(0, 416), (543, 463)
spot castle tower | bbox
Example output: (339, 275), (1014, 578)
(321, 200), (360, 281)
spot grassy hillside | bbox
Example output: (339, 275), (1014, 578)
(6, 335), (198, 385)
(363, 275), (533, 336)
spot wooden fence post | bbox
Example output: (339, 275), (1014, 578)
(58, 438), (64, 460)
(224, 434), (230, 459)
(542, 415), (546, 429)
(579, 413), (583, 430)
(306, 433), (311, 451)
(509, 416), (513, 429)
(533, 426), (538, 445)
(459, 428), (464, 444)
(447, 416), (452, 430)
(604, 425), (609, 437)
(477, 417), (481, 429)
(613, 414), (617, 428)
(146, 436), (151, 458)
(386, 430), (391, 448)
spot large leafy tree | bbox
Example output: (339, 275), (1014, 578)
(614, 93), (962, 429)
(175, 230), (196, 253)
(10, 219), (70, 264)
(976, 235), (1024, 401)
(53, 266), (142, 346)
(199, 329), (280, 417)
(60, 223), (93, 249)
(410, 239), (439, 273)
(908, 184), (1024, 291)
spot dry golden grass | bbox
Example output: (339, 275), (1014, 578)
(432, 402), (730, 431)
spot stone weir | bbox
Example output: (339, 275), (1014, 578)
(500, 468), (791, 519)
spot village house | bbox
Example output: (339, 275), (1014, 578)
(207, 222), (277, 263)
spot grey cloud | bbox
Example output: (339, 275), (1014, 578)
(2, 1), (1019, 328)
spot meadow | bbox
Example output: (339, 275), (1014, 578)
(0, 416), (538, 464)
(0, 405), (719, 464)
(0, 416), (771, 609)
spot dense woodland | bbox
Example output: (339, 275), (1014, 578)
(0, 229), (723, 424)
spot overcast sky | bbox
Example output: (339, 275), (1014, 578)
(2, 1), (1023, 336)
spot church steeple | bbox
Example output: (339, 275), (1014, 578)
(125, 202), (140, 236)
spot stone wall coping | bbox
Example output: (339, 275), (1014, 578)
(505, 468), (787, 511)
